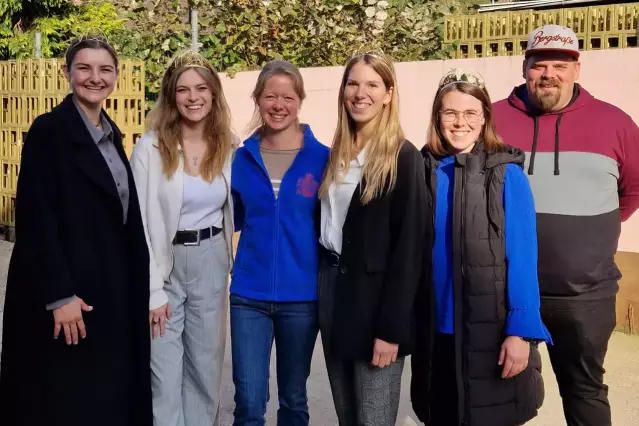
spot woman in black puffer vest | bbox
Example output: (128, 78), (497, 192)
(411, 68), (552, 426)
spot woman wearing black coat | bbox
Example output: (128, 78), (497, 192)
(318, 51), (428, 425)
(0, 37), (152, 426)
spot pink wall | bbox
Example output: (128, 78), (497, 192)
(220, 48), (639, 253)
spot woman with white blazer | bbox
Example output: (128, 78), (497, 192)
(130, 51), (235, 426)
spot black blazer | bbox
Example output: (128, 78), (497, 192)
(328, 140), (430, 361)
(0, 95), (152, 426)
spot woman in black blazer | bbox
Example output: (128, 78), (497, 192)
(317, 51), (428, 425)
(0, 37), (152, 426)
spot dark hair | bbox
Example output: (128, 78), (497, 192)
(427, 82), (503, 156)
(65, 37), (119, 69)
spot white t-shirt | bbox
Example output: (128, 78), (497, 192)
(177, 173), (227, 230)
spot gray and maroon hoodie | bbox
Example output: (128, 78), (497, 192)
(493, 85), (639, 299)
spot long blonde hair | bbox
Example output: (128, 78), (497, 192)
(320, 53), (404, 204)
(146, 51), (233, 182)
(245, 60), (306, 136)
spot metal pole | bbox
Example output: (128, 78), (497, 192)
(35, 32), (41, 59)
(191, 8), (199, 52)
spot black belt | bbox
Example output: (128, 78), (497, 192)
(320, 246), (341, 267)
(173, 226), (222, 246)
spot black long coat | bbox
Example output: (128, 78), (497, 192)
(327, 140), (429, 361)
(0, 95), (152, 426)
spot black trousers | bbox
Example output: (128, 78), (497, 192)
(541, 296), (616, 426)
(429, 333), (459, 426)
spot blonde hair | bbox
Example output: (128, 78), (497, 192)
(427, 82), (503, 156)
(146, 51), (233, 182)
(320, 53), (404, 205)
(245, 60), (306, 136)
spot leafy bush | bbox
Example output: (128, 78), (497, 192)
(1, 0), (480, 95)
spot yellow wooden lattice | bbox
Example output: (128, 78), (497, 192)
(444, 2), (639, 59)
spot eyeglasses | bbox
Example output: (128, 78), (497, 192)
(440, 109), (483, 124)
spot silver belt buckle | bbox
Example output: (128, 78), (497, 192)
(183, 229), (201, 246)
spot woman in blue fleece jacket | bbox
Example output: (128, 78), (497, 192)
(411, 68), (552, 426)
(230, 60), (329, 426)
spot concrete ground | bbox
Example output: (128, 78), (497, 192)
(0, 239), (638, 425)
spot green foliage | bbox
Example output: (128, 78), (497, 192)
(2, 1), (124, 59)
(1, 0), (480, 95)
(0, 0), (71, 56)
(1, 0), (70, 29)
(110, 0), (377, 93)
(0, 0), (22, 31)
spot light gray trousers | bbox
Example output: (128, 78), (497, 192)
(151, 232), (229, 426)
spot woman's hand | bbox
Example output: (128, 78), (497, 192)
(371, 338), (399, 368)
(150, 303), (171, 339)
(498, 336), (530, 379)
(53, 298), (93, 345)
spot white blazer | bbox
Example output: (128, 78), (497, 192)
(130, 131), (235, 310)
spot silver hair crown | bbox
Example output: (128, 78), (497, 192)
(167, 49), (214, 72)
(68, 31), (111, 50)
(438, 68), (486, 92)
(349, 45), (392, 65)
(170, 49), (211, 68)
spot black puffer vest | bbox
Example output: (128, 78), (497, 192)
(411, 143), (544, 426)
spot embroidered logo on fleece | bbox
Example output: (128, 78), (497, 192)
(296, 173), (319, 198)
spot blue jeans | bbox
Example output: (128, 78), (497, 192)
(230, 294), (318, 426)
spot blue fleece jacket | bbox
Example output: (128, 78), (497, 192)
(433, 156), (552, 343)
(231, 125), (329, 302)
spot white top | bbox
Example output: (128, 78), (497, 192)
(178, 173), (227, 230)
(320, 149), (367, 255)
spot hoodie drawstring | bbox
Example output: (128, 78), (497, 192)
(527, 116), (540, 175)
(527, 114), (563, 176)
(554, 114), (563, 175)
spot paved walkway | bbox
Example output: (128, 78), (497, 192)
(1, 240), (638, 425)
(218, 328), (639, 426)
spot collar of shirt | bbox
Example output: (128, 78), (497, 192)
(72, 96), (113, 144)
(335, 147), (367, 185)
(353, 147), (367, 167)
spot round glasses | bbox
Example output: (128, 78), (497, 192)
(440, 109), (483, 124)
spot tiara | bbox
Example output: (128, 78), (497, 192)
(67, 32), (111, 51)
(349, 45), (392, 65)
(438, 68), (486, 92)
(168, 50), (212, 72)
